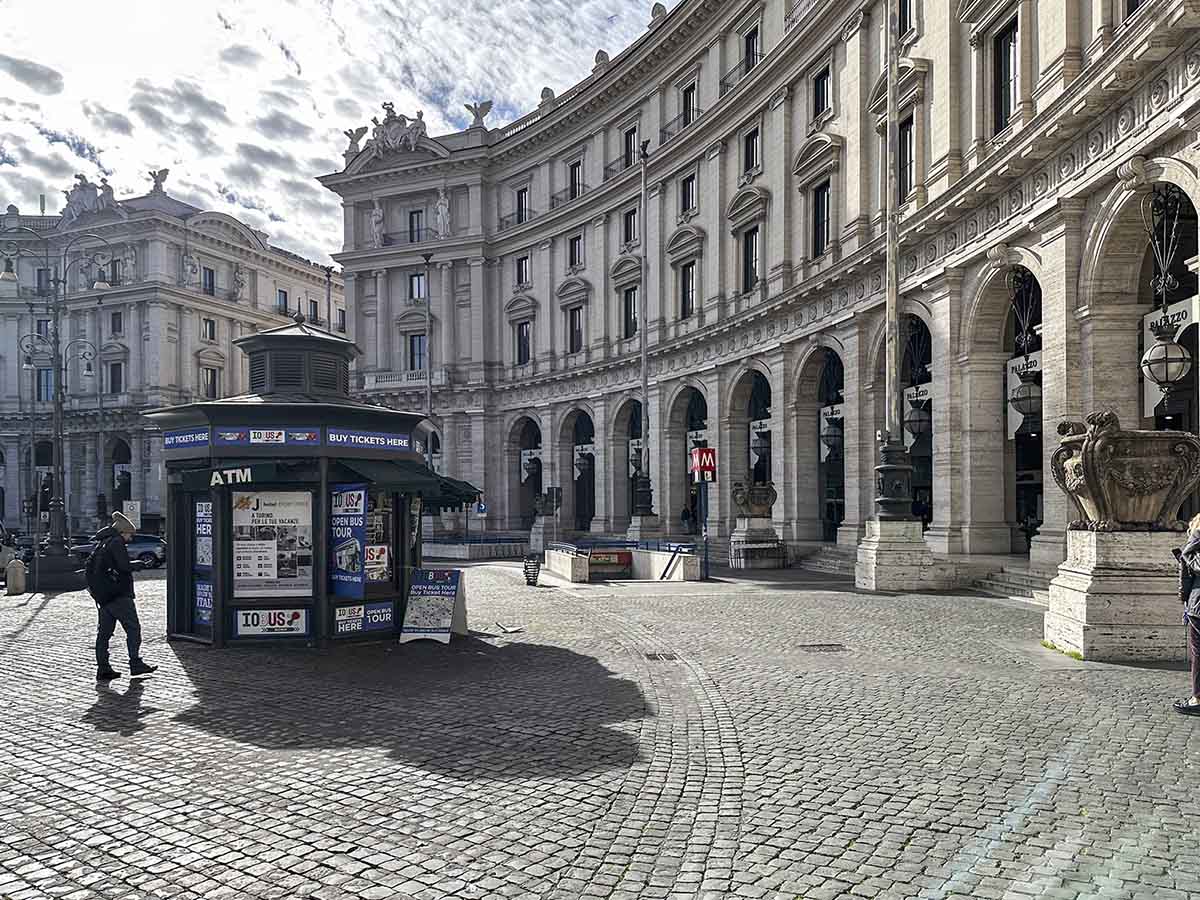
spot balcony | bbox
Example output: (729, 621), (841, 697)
(604, 155), (637, 182)
(719, 53), (764, 97)
(497, 210), (537, 234)
(550, 184), (589, 210)
(785, 0), (822, 31)
(660, 109), (704, 146)
(360, 369), (447, 391)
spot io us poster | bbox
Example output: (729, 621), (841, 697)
(232, 491), (313, 598)
(330, 484), (367, 599)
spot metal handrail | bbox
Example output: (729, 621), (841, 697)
(719, 52), (764, 96)
(660, 108), (704, 145)
(604, 156), (637, 181)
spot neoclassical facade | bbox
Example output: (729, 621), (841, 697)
(322, 0), (1200, 573)
(0, 174), (345, 534)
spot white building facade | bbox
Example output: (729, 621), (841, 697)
(323, 0), (1200, 574)
(0, 174), (345, 535)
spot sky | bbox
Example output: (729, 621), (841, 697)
(0, 0), (676, 264)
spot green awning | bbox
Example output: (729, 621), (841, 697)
(338, 459), (480, 510)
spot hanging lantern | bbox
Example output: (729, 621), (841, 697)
(904, 402), (932, 436)
(575, 452), (594, 475)
(1010, 368), (1042, 419)
(750, 430), (770, 458)
(821, 416), (844, 451)
(1141, 320), (1193, 397)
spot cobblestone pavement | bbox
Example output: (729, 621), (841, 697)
(1, 564), (1198, 900)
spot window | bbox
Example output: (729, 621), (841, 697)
(812, 181), (831, 257)
(682, 84), (697, 126)
(409, 272), (426, 301)
(994, 18), (1018, 134)
(623, 126), (639, 168)
(813, 67), (830, 118)
(35, 318), (49, 338)
(35, 268), (51, 296)
(515, 187), (530, 225)
(201, 317), (216, 341)
(680, 261), (696, 319)
(108, 259), (121, 286)
(516, 320), (532, 366)
(743, 127), (760, 173)
(336, 308), (346, 332)
(35, 368), (52, 402)
(623, 207), (639, 245)
(568, 235), (583, 269)
(1127, 0), (1144, 12)
(744, 27), (760, 71)
(516, 255), (531, 286)
(201, 366), (219, 400)
(742, 226), (760, 294)
(110, 310), (123, 335)
(201, 266), (215, 296)
(898, 0), (912, 35)
(623, 286), (639, 339)
(408, 210), (424, 243)
(276, 289), (289, 313)
(680, 174), (697, 214)
(107, 362), (123, 395)
(568, 306), (584, 353)
(308, 299), (320, 322)
(898, 116), (914, 203)
(569, 161), (583, 199)
(408, 333), (427, 371)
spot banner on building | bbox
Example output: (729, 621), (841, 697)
(400, 569), (467, 644)
(820, 404), (843, 462)
(1006, 352), (1041, 439)
(232, 491), (313, 598)
(329, 484), (367, 599)
(902, 383), (936, 450)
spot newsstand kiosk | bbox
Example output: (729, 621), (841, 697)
(144, 315), (478, 648)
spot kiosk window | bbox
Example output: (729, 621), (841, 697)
(365, 491), (395, 583)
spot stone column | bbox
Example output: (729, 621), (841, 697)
(767, 85), (793, 293)
(959, 351), (1011, 553)
(147, 435), (163, 519)
(590, 401), (610, 533)
(536, 241), (555, 365)
(62, 436), (73, 529)
(1078, 303), (1142, 427)
(374, 269), (391, 372)
(704, 142), (726, 322)
(131, 429), (145, 510)
(839, 325), (866, 546)
(468, 258), (486, 382)
(360, 290), (379, 372)
(439, 262), (455, 379)
(81, 434), (97, 522)
(3, 435), (20, 523)
(1031, 200), (1086, 572)
(647, 182), (664, 346)
(926, 271), (965, 555)
(590, 215), (610, 357)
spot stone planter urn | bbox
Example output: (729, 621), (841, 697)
(731, 482), (778, 518)
(1050, 410), (1200, 531)
(1045, 410), (1200, 663)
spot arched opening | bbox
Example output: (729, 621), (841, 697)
(663, 387), (709, 536)
(817, 351), (846, 542)
(610, 399), (644, 531)
(429, 430), (443, 474)
(1003, 266), (1044, 553)
(511, 418), (542, 530)
(748, 372), (772, 484)
(559, 410), (596, 533)
(901, 315), (933, 529)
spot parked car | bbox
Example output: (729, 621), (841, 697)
(73, 533), (167, 569)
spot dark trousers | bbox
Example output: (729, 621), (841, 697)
(96, 595), (142, 668)
(1189, 612), (1200, 699)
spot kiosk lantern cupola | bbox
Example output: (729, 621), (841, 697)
(236, 313), (357, 400)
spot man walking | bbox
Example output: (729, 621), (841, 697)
(89, 511), (157, 682)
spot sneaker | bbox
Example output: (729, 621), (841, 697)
(129, 659), (158, 677)
(96, 667), (121, 681)
(1172, 699), (1200, 716)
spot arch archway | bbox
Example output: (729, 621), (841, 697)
(558, 409), (596, 533)
(110, 438), (132, 507)
(899, 314), (933, 528)
(664, 385), (708, 536)
(610, 398), (643, 531)
(794, 348), (846, 543)
(506, 417), (542, 530)
(727, 368), (773, 494)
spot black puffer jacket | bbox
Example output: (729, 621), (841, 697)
(1178, 534), (1200, 614)
(93, 526), (134, 602)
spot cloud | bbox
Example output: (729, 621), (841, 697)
(0, 53), (64, 95)
(35, 126), (110, 173)
(81, 101), (134, 136)
(236, 142), (297, 171)
(332, 97), (361, 119)
(220, 44), (264, 67)
(223, 161), (262, 188)
(253, 110), (313, 140)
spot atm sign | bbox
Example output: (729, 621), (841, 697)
(690, 447), (717, 483)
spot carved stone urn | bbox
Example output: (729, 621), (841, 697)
(1050, 410), (1200, 531)
(731, 481), (777, 518)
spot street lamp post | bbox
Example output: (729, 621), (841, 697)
(2, 226), (114, 588)
(633, 139), (657, 522)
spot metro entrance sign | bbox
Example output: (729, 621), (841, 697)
(690, 447), (717, 483)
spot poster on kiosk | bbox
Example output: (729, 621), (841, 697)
(329, 484), (367, 599)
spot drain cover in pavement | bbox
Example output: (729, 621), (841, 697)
(644, 651), (679, 661)
(796, 643), (849, 653)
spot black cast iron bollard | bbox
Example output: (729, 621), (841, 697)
(523, 553), (541, 586)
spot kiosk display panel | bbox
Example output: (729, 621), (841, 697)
(232, 491), (314, 598)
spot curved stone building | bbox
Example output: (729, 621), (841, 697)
(321, 0), (1200, 578)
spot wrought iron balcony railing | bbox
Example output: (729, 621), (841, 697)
(719, 52), (764, 97)
(785, 0), (823, 31)
(550, 183), (589, 209)
(497, 209), (537, 233)
(660, 108), (704, 146)
(604, 155), (637, 182)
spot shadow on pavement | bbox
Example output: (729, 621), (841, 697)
(81, 680), (162, 737)
(168, 636), (646, 779)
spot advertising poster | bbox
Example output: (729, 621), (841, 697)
(334, 601), (394, 636)
(365, 545), (390, 582)
(194, 580), (213, 628)
(400, 569), (466, 644)
(164, 427), (210, 450)
(232, 491), (313, 598)
(329, 484), (367, 599)
(234, 608), (309, 637)
(194, 501), (213, 569)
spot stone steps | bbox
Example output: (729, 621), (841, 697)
(798, 545), (856, 577)
(972, 566), (1052, 604)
